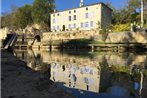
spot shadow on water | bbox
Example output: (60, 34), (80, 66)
(59, 39), (94, 51)
(61, 50), (95, 59)
(58, 39), (147, 53)
(14, 49), (147, 98)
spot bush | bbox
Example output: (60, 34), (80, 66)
(111, 23), (131, 32)
(111, 65), (129, 73)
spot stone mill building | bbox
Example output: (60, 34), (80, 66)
(50, 0), (112, 32)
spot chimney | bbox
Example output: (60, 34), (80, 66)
(54, 9), (56, 13)
(80, 0), (84, 7)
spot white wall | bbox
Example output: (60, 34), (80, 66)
(50, 3), (111, 32)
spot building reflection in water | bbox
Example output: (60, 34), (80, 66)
(14, 49), (147, 98)
(50, 62), (100, 93)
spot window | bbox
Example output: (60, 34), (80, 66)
(73, 24), (76, 28)
(69, 16), (71, 21)
(69, 11), (71, 14)
(74, 10), (76, 13)
(86, 7), (88, 10)
(85, 13), (89, 18)
(89, 13), (93, 18)
(53, 26), (56, 30)
(81, 23), (83, 28)
(90, 21), (94, 27)
(74, 15), (76, 20)
(85, 22), (89, 27)
(53, 14), (55, 17)
(53, 19), (55, 23)
(57, 13), (60, 16)
(57, 26), (60, 30)
(69, 24), (71, 28)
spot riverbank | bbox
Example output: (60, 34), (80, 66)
(1, 49), (74, 98)
(15, 39), (147, 52)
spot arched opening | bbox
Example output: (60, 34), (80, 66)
(34, 35), (41, 42)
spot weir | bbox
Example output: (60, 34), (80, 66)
(2, 33), (17, 49)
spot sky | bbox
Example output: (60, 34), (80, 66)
(1, 0), (127, 15)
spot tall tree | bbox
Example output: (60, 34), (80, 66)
(112, 0), (147, 25)
(12, 4), (33, 29)
(127, 0), (140, 11)
(32, 0), (55, 26)
(127, 0), (147, 24)
(1, 13), (13, 28)
(143, 0), (147, 24)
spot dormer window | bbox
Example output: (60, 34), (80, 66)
(86, 7), (88, 10)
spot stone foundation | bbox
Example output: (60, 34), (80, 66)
(41, 30), (147, 44)
(42, 30), (99, 42)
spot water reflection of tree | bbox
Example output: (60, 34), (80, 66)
(102, 63), (147, 98)
(99, 56), (112, 92)
(15, 50), (147, 97)
(39, 63), (51, 80)
(27, 50), (43, 70)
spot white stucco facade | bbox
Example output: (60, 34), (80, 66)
(50, 2), (112, 32)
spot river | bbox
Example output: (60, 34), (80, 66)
(13, 49), (147, 98)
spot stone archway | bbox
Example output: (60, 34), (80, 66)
(34, 35), (41, 42)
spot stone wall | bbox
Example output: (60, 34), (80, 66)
(41, 30), (99, 43)
(26, 30), (147, 46)
(105, 31), (147, 43)
(41, 30), (147, 44)
(0, 28), (9, 47)
(0, 28), (8, 40)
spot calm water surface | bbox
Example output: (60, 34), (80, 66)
(14, 50), (147, 98)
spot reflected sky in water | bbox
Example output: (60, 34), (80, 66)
(14, 50), (147, 98)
